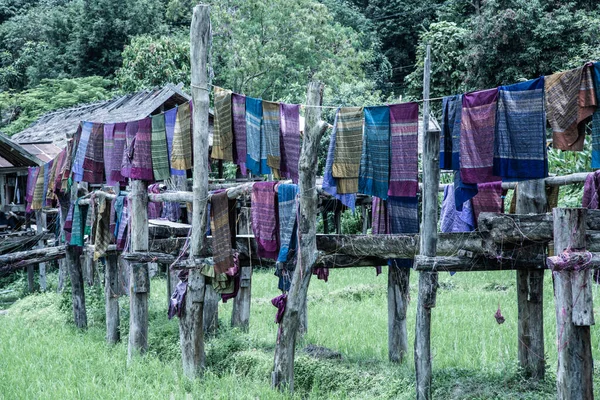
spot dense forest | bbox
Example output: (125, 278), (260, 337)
(1, 0), (599, 135)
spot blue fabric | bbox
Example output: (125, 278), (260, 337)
(245, 97), (270, 175)
(73, 122), (93, 182)
(591, 63), (600, 169)
(454, 171), (478, 212)
(440, 95), (462, 170)
(323, 108), (356, 211)
(440, 184), (475, 233)
(388, 196), (418, 268)
(359, 106), (390, 199)
(493, 77), (547, 180)
(277, 184), (298, 263)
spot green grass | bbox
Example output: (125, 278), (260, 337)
(1, 267), (599, 399)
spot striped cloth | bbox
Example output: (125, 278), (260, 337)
(60, 138), (75, 192)
(333, 107), (363, 194)
(49, 149), (66, 196)
(246, 97), (270, 175)
(277, 184), (298, 263)
(591, 63), (600, 168)
(164, 107), (181, 175)
(232, 94), (247, 175)
(121, 120), (138, 178)
(93, 196), (111, 261)
(546, 64), (597, 151)
(171, 102), (193, 172)
(371, 196), (390, 235)
(211, 190), (237, 274)
(103, 124), (116, 185)
(70, 202), (89, 247)
(280, 103), (301, 183)
(63, 204), (73, 243)
(212, 86), (234, 162)
(109, 123), (126, 184)
(263, 101), (281, 177)
(73, 121), (93, 182)
(151, 114), (170, 181)
(494, 77), (547, 180)
(147, 183), (163, 219)
(323, 109), (356, 210)
(82, 123), (104, 184)
(42, 160), (53, 206)
(251, 182), (278, 259)
(440, 184), (475, 233)
(131, 117), (154, 181)
(389, 102), (419, 197)
(115, 197), (129, 251)
(26, 167), (39, 212)
(460, 88), (500, 184)
(30, 164), (45, 210)
(359, 105), (390, 199)
(440, 95), (463, 170)
(388, 196), (419, 268)
(46, 154), (60, 199)
(472, 181), (504, 222)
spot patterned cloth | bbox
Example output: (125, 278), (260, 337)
(460, 88), (500, 184)
(30, 164), (45, 210)
(494, 77), (547, 180)
(151, 114), (170, 181)
(212, 86), (234, 162)
(263, 101), (281, 177)
(121, 120), (138, 178)
(42, 160), (52, 207)
(164, 107), (180, 175)
(109, 123), (126, 184)
(115, 197), (129, 251)
(103, 124), (116, 185)
(472, 181), (504, 222)
(359, 106), (390, 199)
(251, 182), (279, 259)
(279, 103), (301, 183)
(168, 270), (188, 320)
(83, 123), (104, 184)
(277, 184), (298, 263)
(333, 107), (363, 194)
(546, 64), (597, 151)
(147, 183), (163, 219)
(48, 150), (65, 197)
(440, 95), (463, 170)
(70, 201), (89, 247)
(60, 138), (75, 192)
(454, 171), (478, 212)
(211, 190), (237, 274)
(440, 184), (475, 233)
(131, 117), (154, 181)
(388, 196), (419, 268)
(389, 102), (419, 197)
(73, 121), (93, 182)
(232, 94), (247, 175)
(323, 109), (356, 210)
(371, 196), (390, 235)
(171, 102), (193, 173)
(246, 97), (270, 175)
(583, 171), (600, 209)
(26, 167), (39, 213)
(591, 63), (600, 168)
(93, 196), (111, 261)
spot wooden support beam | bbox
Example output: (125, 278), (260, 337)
(35, 209), (47, 291)
(551, 208), (594, 399)
(105, 253), (120, 344)
(232, 206), (252, 330)
(547, 251), (600, 270)
(388, 263), (409, 363)
(66, 245), (87, 329)
(203, 283), (219, 336)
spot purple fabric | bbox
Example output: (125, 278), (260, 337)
(472, 181), (504, 221)
(280, 103), (301, 183)
(232, 94), (247, 175)
(73, 122), (93, 182)
(109, 123), (126, 184)
(388, 103), (419, 197)
(25, 167), (39, 213)
(116, 198), (129, 251)
(271, 293), (287, 324)
(583, 171), (600, 209)
(131, 117), (154, 181)
(103, 124), (117, 185)
(121, 120), (138, 178)
(168, 270), (188, 319)
(221, 254), (240, 303)
(83, 123), (104, 184)
(313, 267), (329, 282)
(165, 107), (177, 169)
(460, 88), (500, 184)
(251, 182), (279, 259)
(147, 183), (163, 219)
(440, 184), (475, 233)
(372, 196), (390, 235)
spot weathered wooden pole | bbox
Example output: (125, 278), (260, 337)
(57, 194), (69, 292)
(178, 3), (211, 379)
(105, 253), (120, 344)
(272, 81), (328, 391)
(515, 180), (546, 379)
(415, 44), (439, 400)
(35, 209), (47, 291)
(127, 179), (150, 360)
(232, 206), (252, 330)
(388, 264), (410, 363)
(551, 208), (594, 399)
(65, 183), (87, 328)
(203, 283), (219, 335)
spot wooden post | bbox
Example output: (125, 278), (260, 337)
(66, 183), (87, 328)
(57, 194), (69, 292)
(35, 209), (47, 291)
(179, 4), (211, 379)
(105, 253), (120, 344)
(388, 264), (410, 363)
(203, 283), (219, 335)
(515, 180), (546, 379)
(551, 208), (594, 399)
(415, 44), (439, 400)
(232, 206), (252, 330)
(272, 81), (328, 391)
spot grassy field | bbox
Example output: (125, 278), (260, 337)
(0, 267), (599, 399)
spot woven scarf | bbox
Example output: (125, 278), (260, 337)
(359, 105), (390, 199)
(454, 170), (478, 212)
(211, 190), (237, 274)
(251, 182), (278, 259)
(279, 103), (301, 184)
(131, 117), (154, 181)
(49, 149), (66, 197)
(163, 107), (180, 175)
(460, 88), (499, 184)
(440, 94), (463, 170)
(30, 164), (46, 210)
(26, 167), (39, 213)
(472, 182), (504, 222)
(389, 102), (419, 197)
(115, 197), (129, 251)
(171, 101), (193, 173)
(42, 160), (52, 207)
(151, 114), (170, 181)
(63, 204), (73, 243)
(494, 78), (547, 181)
(70, 201), (89, 247)
(60, 138), (75, 192)
(103, 123), (116, 185)
(73, 121), (93, 182)
(323, 109), (356, 210)
(371, 196), (390, 235)
(583, 171), (600, 209)
(110, 123), (126, 184)
(263, 101), (281, 177)
(546, 63), (597, 151)
(332, 107), (363, 194)
(82, 123), (104, 184)
(277, 184), (298, 263)
(121, 120), (138, 178)
(46, 156), (60, 200)
(212, 86), (234, 162)
(246, 97), (270, 175)
(93, 196), (111, 261)
(147, 183), (163, 219)
(232, 94), (247, 175)
(440, 184), (475, 233)
(591, 63), (600, 168)
(388, 196), (419, 268)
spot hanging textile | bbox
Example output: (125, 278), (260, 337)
(121, 120), (138, 178)
(73, 121), (93, 182)
(171, 101), (193, 173)
(494, 77), (547, 180)
(63, 204), (74, 243)
(48, 149), (65, 197)
(359, 105), (390, 200)
(453, 171), (478, 212)
(70, 201), (89, 247)
(246, 97), (270, 175)
(371, 196), (389, 276)
(60, 138), (75, 192)
(251, 182), (279, 259)
(460, 88), (499, 184)
(42, 160), (53, 207)
(109, 123), (127, 184)
(583, 171), (600, 209)
(147, 183), (163, 219)
(83, 123), (104, 184)
(279, 103), (301, 184)
(93, 196), (111, 261)
(440, 184), (475, 233)
(115, 197), (129, 251)
(103, 124), (116, 185)
(333, 107), (363, 194)
(131, 117), (154, 181)
(151, 114), (170, 181)
(323, 109), (356, 210)
(388, 102), (419, 197)
(168, 270), (188, 320)
(211, 190), (237, 275)
(471, 182), (504, 222)
(545, 63), (597, 151)
(212, 86), (234, 162)
(30, 164), (45, 210)
(440, 94), (463, 170)
(388, 196), (419, 268)
(232, 93), (247, 175)
(163, 107), (179, 175)
(591, 63), (600, 168)
(26, 167), (39, 213)
(263, 101), (281, 178)
(277, 184), (298, 263)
